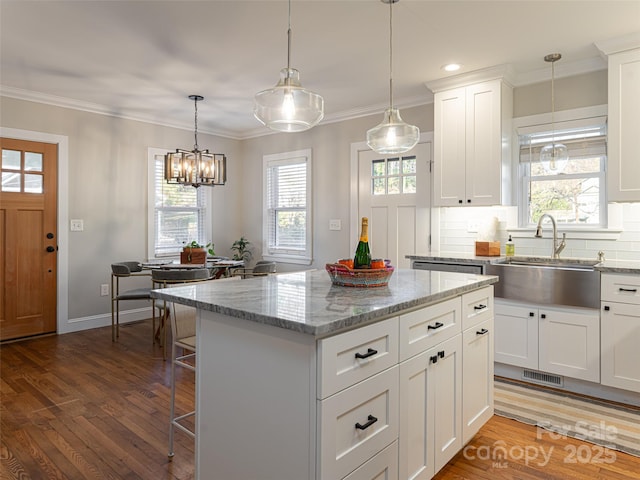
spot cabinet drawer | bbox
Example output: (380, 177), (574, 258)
(342, 440), (398, 480)
(318, 317), (399, 399)
(318, 367), (399, 480)
(399, 297), (461, 361)
(462, 286), (494, 330)
(602, 274), (640, 304)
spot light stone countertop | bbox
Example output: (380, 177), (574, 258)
(407, 253), (640, 274)
(151, 268), (498, 337)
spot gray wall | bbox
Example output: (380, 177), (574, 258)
(0, 68), (604, 328)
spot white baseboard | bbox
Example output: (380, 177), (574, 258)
(59, 307), (153, 334)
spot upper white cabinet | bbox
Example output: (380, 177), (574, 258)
(428, 69), (513, 207)
(597, 35), (640, 202)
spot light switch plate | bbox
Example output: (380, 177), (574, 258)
(70, 219), (84, 231)
(329, 219), (341, 231)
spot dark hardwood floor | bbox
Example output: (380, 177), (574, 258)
(2, 321), (639, 479)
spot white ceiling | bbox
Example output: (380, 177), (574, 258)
(1, 0), (639, 139)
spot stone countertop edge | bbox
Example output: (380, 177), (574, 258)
(407, 254), (640, 273)
(150, 270), (499, 337)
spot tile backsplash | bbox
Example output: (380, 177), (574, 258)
(437, 203), (640, 261)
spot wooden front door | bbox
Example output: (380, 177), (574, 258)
(1, 138), (58, 341)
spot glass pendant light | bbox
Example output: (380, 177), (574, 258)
(366, 0), (419, 154)
(254, 0), (324, 132)
(540, 53), (568, 174)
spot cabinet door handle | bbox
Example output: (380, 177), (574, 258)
(603, 305), (610, 311)
(529, 312), (535, 317)
(458, 200), (463, 204)
(430, 355), (438, 364)
(355, 415), (378, 430)
(355, 348), (378, 360)
(476, 328), (489, 335)
(541, 314), (546, 319)
(619, 287), (638, 293)
(438, 350), (445, 359)
(474, 304), (487, 311)
(428, 322), (444, 330)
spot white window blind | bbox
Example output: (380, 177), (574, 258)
(151, 151), (207, 256)
(263, 149), (312, 264)
(518, 122), (607, 227)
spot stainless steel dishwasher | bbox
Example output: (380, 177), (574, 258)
(412, 261), (484, 275)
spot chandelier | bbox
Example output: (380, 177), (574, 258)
(165, 95), (226, 188)
(253, 0), (324, 132)
(366, 0), (419, 154)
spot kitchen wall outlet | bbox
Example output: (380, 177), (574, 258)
(70, 219), (84, 231)
(329, 219), (342, 231)
(100, 284), (109, 296)
(467, 221), (479, 233)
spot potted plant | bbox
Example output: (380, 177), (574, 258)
(231, 236), (253, 263)
(181, 240), (215, 264)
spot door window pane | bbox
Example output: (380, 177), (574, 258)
(24, 174), (43, 193)
(25, 152), (43, 172)
(2, 172), (20, 192)
(387, 159), (400, 175)
(372, 160), (385, 177)
(388, 177), (400, 194)
(403, 176), (416, 194)
(2, 149), (20, 170)
(402, 157), (416, 174)
(373, 177), (386, 195)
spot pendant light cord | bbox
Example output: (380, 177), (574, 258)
(388, 0), (394, 109)
(550, 58), (555, 152)
(287, 0), (292, 71)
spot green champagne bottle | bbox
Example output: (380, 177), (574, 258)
(354, 217), (371, 269)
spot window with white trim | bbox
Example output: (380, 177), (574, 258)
(263, 149), (312, 265)
(147, 148), (210, 258)
(519, 122), (607, 228)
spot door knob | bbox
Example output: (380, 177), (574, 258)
(46, 246), (55, 253)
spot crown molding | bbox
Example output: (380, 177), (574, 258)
(425, 64), (517, 93)
(595, 31), (640, 56)
(0, 85), (243, 140)
(514, 56), (607, 86)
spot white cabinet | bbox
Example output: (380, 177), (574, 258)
(600, 44), (640, 202)
(398, 286), (494, 480)
(538, 307), (600, 383)
(601, 273), (640, 393)
(495, 301), (539, 369)
(462, 318), (494, 444)
(495, 299), (600, 382)
(399, 334), (462, 480)
(432, 78), (512, 206)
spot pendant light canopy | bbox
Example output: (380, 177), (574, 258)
(540, 53), (568, 174)
(254, 0), (324, 132)
(366, 0), (419, 154)
(165, 95), (227, 188)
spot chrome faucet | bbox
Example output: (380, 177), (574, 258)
(535, 213), (566, 259)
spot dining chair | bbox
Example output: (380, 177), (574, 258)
(151, 268), (212, 359)
(168, 275), (240, 459)
(110, 262), (153, 342)
(232, 260), (277, 279)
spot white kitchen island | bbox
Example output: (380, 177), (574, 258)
(152, 269), (498, 480)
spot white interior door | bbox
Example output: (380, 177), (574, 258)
(358, 142), (431, 269)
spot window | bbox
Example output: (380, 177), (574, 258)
(519, 122), (607, 228)
(263, 149), (312, 265)
(147, 148), (210, 257)
(371, 155), (417, 195)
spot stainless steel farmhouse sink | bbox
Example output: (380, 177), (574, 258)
(485, 257), (601, 308)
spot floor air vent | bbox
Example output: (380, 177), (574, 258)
(522, 370), (563, 387)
